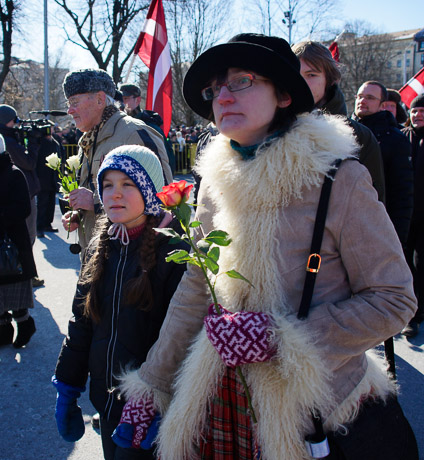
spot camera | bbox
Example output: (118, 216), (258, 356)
(15, 118), (53, 142)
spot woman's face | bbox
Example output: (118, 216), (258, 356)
(102, 170), (146, 229)
(211, 68), (291, 146)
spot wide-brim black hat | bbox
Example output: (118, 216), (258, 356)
(183, 33), (314, 121)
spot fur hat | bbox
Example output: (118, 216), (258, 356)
(63, 68), (116, 99)
(97, 145), (164, 216)
(386, 88), (407, 123)
(410, 94), (424, 109)
(0, 104), (17, 125)
(120, 83), (141, 98)
(183, 33), (314, 120)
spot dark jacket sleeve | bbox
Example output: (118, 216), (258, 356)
(54, 282), (92, 388)
(382, 130), (413, 246)
(349, 119), (386, 203)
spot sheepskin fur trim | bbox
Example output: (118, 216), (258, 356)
(157, 113), (393, 460)
(118, 368), (172, 415)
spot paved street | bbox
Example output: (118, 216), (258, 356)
(0, 193), (423, 459)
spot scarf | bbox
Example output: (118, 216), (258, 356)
(79, 105), (119, 158)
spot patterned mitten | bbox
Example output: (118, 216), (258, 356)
(204, 304), (275, 368)
(52, 376), (85, 442)
(112, 395), (157, 449)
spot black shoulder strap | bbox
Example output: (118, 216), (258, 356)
(297, 159), (341, 320)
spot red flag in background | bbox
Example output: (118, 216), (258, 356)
(329, 41), (339, 62)
(134, 0), (172, 136)
(399, 67), (424, 108)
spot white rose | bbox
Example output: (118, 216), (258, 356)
(45, 153), (61, 169)
(66, 155), (80, 172)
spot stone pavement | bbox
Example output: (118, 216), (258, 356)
(0, 181), (423, 459)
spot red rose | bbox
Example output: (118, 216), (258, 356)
(157, 180), (194, 208)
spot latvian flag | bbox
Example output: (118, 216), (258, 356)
(134, 0), (172, 136)
(399, 67), (424, 108)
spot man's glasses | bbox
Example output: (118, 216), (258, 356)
(355, 94), (381, 102)
(201, 74), (268, 101)
(65, 94), (94, 108)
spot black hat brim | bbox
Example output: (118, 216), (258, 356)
(183, 42), (314, 121)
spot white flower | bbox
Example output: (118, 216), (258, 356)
(46, 153), (61, 169)
(66, 155), (80, 172)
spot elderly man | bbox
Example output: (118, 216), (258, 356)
(353, 80), (413, 248)
(62, 69), (172, 253)
(402, 94), (424, 337)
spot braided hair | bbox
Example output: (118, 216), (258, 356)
(80, 214), (161, 322)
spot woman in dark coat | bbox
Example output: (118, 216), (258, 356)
(0, 135), (37, 347)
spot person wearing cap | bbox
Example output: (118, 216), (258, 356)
(402, 94), (424, 338)
(383, 88), (408, 127)
(120, 83), (176, 174)
(62, 69), (173, 254)
(292, 40), (385, 203)
(0, 104), (41, 246)
(52, 145), (188, 460)
(113, 34), (417, 459)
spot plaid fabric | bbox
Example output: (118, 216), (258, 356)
(0, 279), (33, 315)
(197, 367), (260, 460)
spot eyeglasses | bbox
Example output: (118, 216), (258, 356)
(355, 94), (381, 102)
(65, 94), (94, 108)
(201, 74), (268, 101)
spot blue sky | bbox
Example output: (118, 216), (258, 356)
(341, 0), (423, 33)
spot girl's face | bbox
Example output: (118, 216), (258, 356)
(211, 67), (292, 146)
(102, 170), (146, 229)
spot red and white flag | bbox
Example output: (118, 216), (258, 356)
(134, 0), (172, 135)
(399, 67), (424, 108)
(328, 41), (339, 62)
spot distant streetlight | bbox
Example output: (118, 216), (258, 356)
(282, 10), (296, 45)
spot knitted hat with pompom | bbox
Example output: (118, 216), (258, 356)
(97, 145), (165, 216)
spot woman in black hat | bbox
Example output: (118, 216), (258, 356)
(115, 34), (418, 460)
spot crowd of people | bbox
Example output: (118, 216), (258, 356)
(0, 32), (423, 460)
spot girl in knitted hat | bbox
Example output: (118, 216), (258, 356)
(52, 145), (188, 460)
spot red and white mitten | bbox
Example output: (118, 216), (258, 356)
(112, 395), (156, 449)
(204, 304), (275, 368)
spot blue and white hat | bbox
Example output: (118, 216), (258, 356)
(97, 145), (165, 216)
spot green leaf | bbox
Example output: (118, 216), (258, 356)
(207, 246), (220, 262)
(165, 249), (190, 263)
(186, 258), (201, 268)
(197, 239), (211, 254)
(189, 220), (202, 228)
(204, 257), (219, 275)
(173, 202), (192, 228)
(205, 230), (232, 246)
(169, 236), (185, 245)
(225, 270), (254, 287)
(153, 227), (181, 240)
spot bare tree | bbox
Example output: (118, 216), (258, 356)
(0, 0), (20, 92)
(52, 0), (149, 83)
(163, 0), (232, 126)
(337, 21), (397, 111)
(247, 0), (339, 44)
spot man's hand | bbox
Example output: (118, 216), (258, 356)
(62, 211), (80, 232)
(68, 187), (95, 212)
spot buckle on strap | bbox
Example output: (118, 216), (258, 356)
(306, 253), (321, 273)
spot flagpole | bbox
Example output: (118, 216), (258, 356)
(124, 53), (137, 83)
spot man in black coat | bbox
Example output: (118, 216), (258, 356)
(353, 81), (413, 247)
(0, 105), (40, 245)
(402, 94), (424, 337)
(36, 133), (62, 237)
